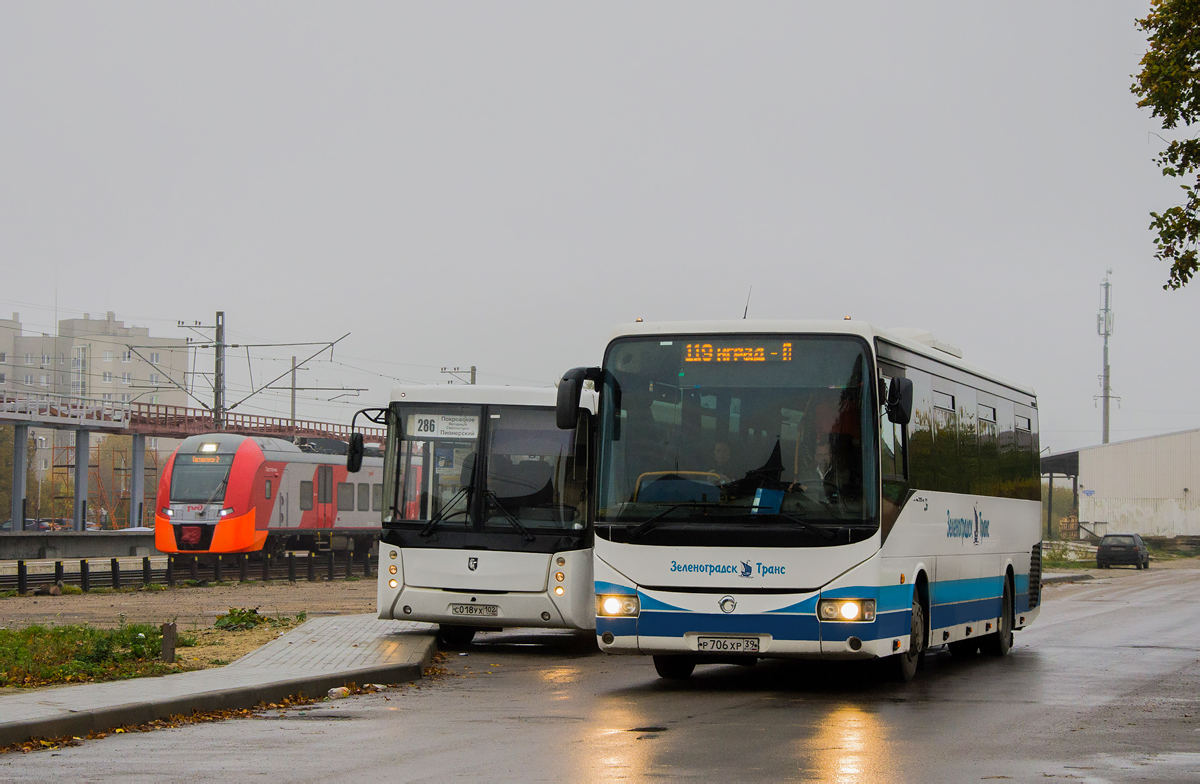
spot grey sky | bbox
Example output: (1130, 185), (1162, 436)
(0, 2), (1190, 453)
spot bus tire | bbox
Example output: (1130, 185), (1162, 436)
(893, 593), (925, 683)
(653, 655), (696, 680)
(436, 625), (476, 648)
(981, 576), (1013, 657)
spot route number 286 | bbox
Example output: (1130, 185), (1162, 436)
(414, 418), (438, 434)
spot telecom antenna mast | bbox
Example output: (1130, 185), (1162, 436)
(1098, 270), (1115, 443)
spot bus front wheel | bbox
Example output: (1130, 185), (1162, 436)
(893, 593), (925, 683)
(653, 655), (696, 680)
(981, 577), (1013, 657)
(437, 625), (477, 648)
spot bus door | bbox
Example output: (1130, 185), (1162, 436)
(317, 465), (335, 527)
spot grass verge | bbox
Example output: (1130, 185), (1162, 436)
(0, 623), (199, 688)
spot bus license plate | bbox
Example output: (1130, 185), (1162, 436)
(696, 636), (759, 653)
(450, 604), (498, 617)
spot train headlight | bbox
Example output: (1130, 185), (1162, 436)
(199, 443), (219, 453)
(218, 508), (234, 517)
(597, 594), (639, 617)
(818, 599), (876, 622)
(161, 508), (173, 517)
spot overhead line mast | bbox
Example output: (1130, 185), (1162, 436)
(1097, 270), (1115, 444)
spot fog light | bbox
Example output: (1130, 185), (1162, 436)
(541, 612), (551, 621)
(554, 586), (564, 596)
(388, 579), (398, 589)
(555, 572), (564, 582)
(403, 605), (412, 615)
(389, 565), (397, 575)
(389, 550), (397, 560)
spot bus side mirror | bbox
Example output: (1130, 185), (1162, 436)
(556, 366), (601, 430)
(347, 433), (365, 473)
(887, 377), (914, 426)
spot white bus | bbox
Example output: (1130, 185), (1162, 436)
(555, 320), (1042, 680)
(350, 385), (596, 646)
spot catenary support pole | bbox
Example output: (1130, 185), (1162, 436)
(73, 429), (89, 532)
(11, 424), (28, 531)
(129, 433), (145, 528)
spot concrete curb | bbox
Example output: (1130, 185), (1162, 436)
(1042, 573), (1095, 585)
(0, 638), (436, 748)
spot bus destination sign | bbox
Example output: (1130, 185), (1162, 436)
(684, 341), (793, 363)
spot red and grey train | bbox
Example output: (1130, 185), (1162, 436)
(154, 433), (383, 556)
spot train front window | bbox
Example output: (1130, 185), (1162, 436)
(595, 335), (877, 547)
(384, 406), (481, 526)
(170, 453), (235, 504)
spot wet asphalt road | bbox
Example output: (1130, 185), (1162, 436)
(3, 565), (1199, 782)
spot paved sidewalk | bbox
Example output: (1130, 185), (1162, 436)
(0, 614), (435, 747)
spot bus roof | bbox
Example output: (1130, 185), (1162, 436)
(606, 319), (1036, 398)
(388, 384), (597, 412)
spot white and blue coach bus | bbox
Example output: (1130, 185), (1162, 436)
(555, 320), (1042, 680)
(349, 385), (596, 647)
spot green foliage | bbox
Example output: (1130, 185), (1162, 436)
(0, 623), (182, 688)
(296, 611), (307, 623)
(1133, 1), (1200, 289)
(213, 607), (268, 631)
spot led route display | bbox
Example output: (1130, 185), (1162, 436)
(684, 341), (793, 363)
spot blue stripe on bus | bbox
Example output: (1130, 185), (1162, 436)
(638, 610), (821, 642)
(766, 596), (819, 614)
(821, 609), (911, 641)
(930, 597), (1002, 628)
(595, 581), (636, 596)
(1014, 573), (1030, 595)
(597, 616), (637, 637)
(637, 592), (688, 612)
(929, 576), (1003, 606)
(1016, 592), (1030, 614)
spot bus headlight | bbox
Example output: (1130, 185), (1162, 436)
(597, 594), (639, 617)
(818, 599), (876, 622)
(388, 579), (398, 589)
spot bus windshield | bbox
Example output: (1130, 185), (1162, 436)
(384, 404), (588, 532)
(596, 335), (877, 547)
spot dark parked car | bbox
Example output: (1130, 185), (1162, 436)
(1097, 533), (1150, 569)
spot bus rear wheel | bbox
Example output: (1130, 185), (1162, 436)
(893, 593), (925, 682)
(981, 577), (1013, 657)
(653, 655), (696, 680)
(436, 625), (476, 648)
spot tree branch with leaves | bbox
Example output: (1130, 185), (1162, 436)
(1133, 0), (1200, 289)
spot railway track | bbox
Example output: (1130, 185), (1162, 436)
(1, 553), (376, 592)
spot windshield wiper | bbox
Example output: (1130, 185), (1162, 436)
(733, 511), (837, 541)
(203, 474), (230, 506)
(419, 486), (472, 537)
(628, 502), (725, 538)
(486, 492), (535, 542)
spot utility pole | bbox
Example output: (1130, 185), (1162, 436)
(440, 366), (477, 385)
(214, 311), (226, 429)
(291, 356), (297, 425)
(1097, 271), (1115, 444)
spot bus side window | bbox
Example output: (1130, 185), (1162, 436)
(880, 373), (909, 542)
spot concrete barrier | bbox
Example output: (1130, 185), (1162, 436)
(0, 532), (157, 560)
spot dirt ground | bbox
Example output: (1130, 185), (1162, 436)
(0, 578), (376, 632)
(0, 579), (379, 678)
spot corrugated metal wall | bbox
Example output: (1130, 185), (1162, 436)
(1078, 429), (1200, 537)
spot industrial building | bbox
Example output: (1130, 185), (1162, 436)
(1043, 428), (1200, 539)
